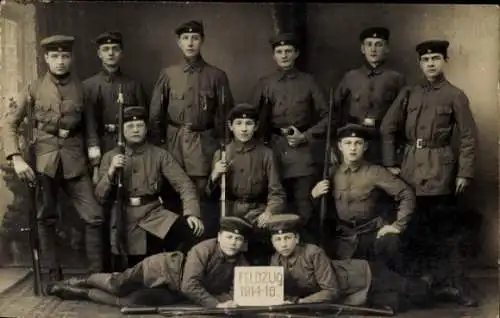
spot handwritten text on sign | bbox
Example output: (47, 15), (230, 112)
(234, 266), (284, 306)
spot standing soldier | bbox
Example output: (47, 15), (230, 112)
(380, 40), (478, 306)
(252, 33), (330, 242)
(334, 27), (405, 164)
(3, 35), (104, 280)
(149, 20), (234, 237)
(311, 123), (414, 272)
(83, 31), (147, 167)
(83, 31), (147, 271)
(95, 106), (204, 266)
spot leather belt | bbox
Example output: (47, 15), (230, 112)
(167, 120), (213, 132)
(127, 195), (160, 207)
(227, 195), (266, 204)
(338, 217), (380, 234)
(407, 138), (450, 149)
(41, 126), (80, 139)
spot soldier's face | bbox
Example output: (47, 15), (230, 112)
(228, 118), (257, 143)
(98, 43), (123, 67)
(271, 232), (299, 257)
(218, 231), (245, 256)
(123, 120), (147, 144)
(338, 137), (366, 163)
(177, 33), (203, 58)
(419, 53), (446, 79)
(273, 45), (299, 69)
(361, 38), (388, 64)
(44, 51), (72, 75)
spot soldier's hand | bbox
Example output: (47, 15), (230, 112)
(109, 154), (127, 175)
(210, 160), (230, 182)
(256, 211), (273, 228)
(376, 225), (400, 239)
(12, 155), (35, 182)
(282, 300), (295, 305)
(387, 167), (401, 175)
(216, 300), (238, 309)
(311, 180), (330, 199)
(286, 126), (306, 147)
(455, 177), (470, 194)
(186, 216), (204, 237)
(88, 146), (102, 163)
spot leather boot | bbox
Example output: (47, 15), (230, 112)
(85, 224), (104, 273)
(39, 223), (63, 282)
(46, 282), (90, 300)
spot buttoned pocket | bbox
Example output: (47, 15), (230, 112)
(436, 105), (453, 128)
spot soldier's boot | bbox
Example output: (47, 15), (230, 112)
(85, 224), (104, 274)
(38, 223), (63, 282)
(46, 282), (90, 300)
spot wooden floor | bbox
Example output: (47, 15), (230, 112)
(0, 271), (497, 318)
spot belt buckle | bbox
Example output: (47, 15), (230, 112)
(416, 138), (423, 149)
(129, 197), (141, 207)
(58, 129), (69, 139)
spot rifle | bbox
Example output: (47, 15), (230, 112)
(219, 86), (227, 217)
(114, 85), (128, 269)
(14, 86), (43, 296)
(121, 302), (395, 316)
(319, 88), (335, 248)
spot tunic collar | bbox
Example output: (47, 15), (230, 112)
(420, 73), (447, 90)
(183, 56), (206, 73)
(340, 160), (366, 173)
(276, 67), (299, 80)
(362, 61), (387, 76)
(231, 138), (258, 154)
(124, 141), (148, 155)
(100, 67), (123, 83)
(48, 72), (71, 86)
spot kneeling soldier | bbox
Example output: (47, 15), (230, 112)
(311, 123), (415, 272)
(206, 103), (286, 264)
(46, 216), (252, 308)
(95, 106), (204, 266)
(267, 214), (430, 312)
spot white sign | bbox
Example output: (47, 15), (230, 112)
(233, 266), (284, 306)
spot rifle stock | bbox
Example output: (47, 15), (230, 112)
(319, 88), (335, 248)
(121, 302), (394, 316)
(114, 85), (128, 268)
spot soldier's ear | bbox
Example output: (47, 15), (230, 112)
(295, 233), (300, 244)
(360, 43), (366, 55)
(226, 120), (233, 131)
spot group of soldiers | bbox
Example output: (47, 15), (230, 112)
(2, 18), (479, 313)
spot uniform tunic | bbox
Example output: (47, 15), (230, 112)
(334, 63), (405, 163)
(3, 73), (99, 179)
(252, 68), (329, 178)
(333, 162), (415, 231)
(270, 244), (372, 305)
(83, 69), (146, 153)
(270, 244), (339, 303)
(206, 139), (286, 224)
(149, 57), (234, 177)
(181, 238), (249, 307)
(380, 75), (477, 196)
(95, 143), (200, 255)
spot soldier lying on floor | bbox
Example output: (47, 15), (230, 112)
(46, 216), (252, 308)
(267, 214), (431, 313)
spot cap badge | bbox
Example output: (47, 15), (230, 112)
(132, 116), (138, 120)
(351, 132), (356, 137)
(58, 47), (63, 52)
(242, 113), (247, 118)
(427, 49), (432, 53)
(188, 28), (193, 32)
(234, 229), (240, 234)
(278, 229), (283, 234)
(373, 33), (377, 37)
(107, 39), (112, 43)
(280, 41), (285, 45)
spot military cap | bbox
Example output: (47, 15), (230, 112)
(219, 216), (253, 239)
(95, 31), (123, 47)
(267, 214), (301, 235)
(175, 20), (204, 37)
(40, 35), (75, 52)
(227, 103), (259, 122)
(337, 123), (373, 140)
(416, 40), (450, 58)
(122, 106), (147, 123)
(359, 27), (390, 42)
(269, 33), (299, 49)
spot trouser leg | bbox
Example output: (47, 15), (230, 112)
(64, 174), (104, 273)
(192, 176), (219, 240)
(37, 171), (61, 277)
(292, 175), (318, 244)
